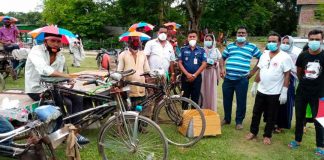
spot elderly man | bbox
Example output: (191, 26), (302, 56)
(0, 17), (20, 76)
(25, 32), (89, 144)
(144, 26), (176, 82)
(117, 36), (150, 116)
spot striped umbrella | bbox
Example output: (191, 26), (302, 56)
(28, 25), (76, 44)
(164, 22), (181, 30)
(128, 22), (154, 32)
(119, 31), (151, 42)
(0, 16), (18, 22)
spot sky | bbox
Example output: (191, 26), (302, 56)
(0, 0), (43, 13)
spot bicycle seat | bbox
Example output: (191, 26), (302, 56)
(40, 76), (70, 84)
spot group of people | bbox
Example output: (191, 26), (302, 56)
(219, 27), (324, 156)
(1, 16), (324, 157)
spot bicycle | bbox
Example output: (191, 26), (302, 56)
(39, 70), (168, 160)
(120, 69), (206, 147)
(0, 106), (64, 160)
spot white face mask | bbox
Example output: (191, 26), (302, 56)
(158, 33), (167, 41)
(189, 40), (197, 47)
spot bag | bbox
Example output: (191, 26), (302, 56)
(35, 105), (61, 123)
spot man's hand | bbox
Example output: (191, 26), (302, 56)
(247, 72), (254, 79)
(279, 87), (288, 105)
(220, 69), (225, 79)
(185, 73), (195, 82)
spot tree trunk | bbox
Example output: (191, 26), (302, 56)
(185, 0), (205, 31)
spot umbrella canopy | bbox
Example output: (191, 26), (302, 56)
(316, 97), (324, 127)
(119, 31), (151, 42)
(164, 22), (181, 30)
(0, 16), (18, 22)
(28, 25), (76, 44)
(128, 22), (154, 32)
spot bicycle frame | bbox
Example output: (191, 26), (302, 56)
(40, 81), (117, 128)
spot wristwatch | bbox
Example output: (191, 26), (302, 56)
(192, 74), (196, 78)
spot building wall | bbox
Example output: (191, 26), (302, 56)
(297, 3), (324, 37)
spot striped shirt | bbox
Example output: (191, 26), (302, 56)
(222, 42), (261, 80)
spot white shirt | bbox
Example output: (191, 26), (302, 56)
(257, 50), (293, 95)
(144, 39), (176, 72)
(25, 44), (65, 93)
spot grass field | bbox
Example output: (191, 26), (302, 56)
(2, 46), (322, 160)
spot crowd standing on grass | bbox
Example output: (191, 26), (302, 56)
(1, 17), (324, 157)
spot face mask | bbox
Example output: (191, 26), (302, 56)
(308, 40), (321, 51)
(130, 40), (140, 50)
(236, 36), (246, 43)
(204, 41), (213, 47)
(189, 40), (197, 47)
(267, 42), (278, 52)
(158, 33), (167, 41)
(280, 44), (291, 51)
(45, 43), (61, 54)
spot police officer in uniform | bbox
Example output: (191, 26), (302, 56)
(178, 30), (207, 109)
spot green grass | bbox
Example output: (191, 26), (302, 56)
(2, 48), (321, 160)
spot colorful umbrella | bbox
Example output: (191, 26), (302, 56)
(128, 22), (154, 32)
(0, 16), (18, 22)
(119, 31), (151, 42)
(164, 22), (181, 30)
(28, 25), (76, 44)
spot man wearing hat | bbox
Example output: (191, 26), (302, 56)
(25, 32), (89, 144)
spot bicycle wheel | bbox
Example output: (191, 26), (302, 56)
(153, 96), (206, 147)
(98, 114), (168, 160)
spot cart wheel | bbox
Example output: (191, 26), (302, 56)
(0, 73), (5, 92)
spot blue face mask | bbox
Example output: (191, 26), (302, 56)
(204, 41), (213, 47)
(280, 44), (290, 51)
(267, 42), (278, 52)
(308, 40), (321, 51)
(236, 36), (246, 43)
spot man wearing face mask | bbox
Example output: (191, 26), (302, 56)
(219, 26), (262, 130)
(25, 33), (89, 145)
(144, 26), (176, 82)
(288, 30), (324, 156)
(178, 30), (207, 108)
(247, 32), (293, 145)
(0, 17), (21, 77)
(117, 36), (150, 117)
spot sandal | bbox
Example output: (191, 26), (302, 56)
(263, 137), (271, 145)
(288, 141), (300, 149)
(245, 133), (256, 140)
(315, 147), (324, 157)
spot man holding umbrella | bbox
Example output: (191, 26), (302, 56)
(25, 31), (89, 145)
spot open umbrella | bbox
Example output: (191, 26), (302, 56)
(28, 25), (76, 44)
(128, 22), (154, 32)
(164, 22), (181, 30)
(0, 16), (18, 22)
(119, 31), (151, 42)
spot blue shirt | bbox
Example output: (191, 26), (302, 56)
(222, 42), (261, 80)
(180, 45), (207, 74)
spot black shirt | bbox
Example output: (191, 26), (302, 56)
(296, 50), (324, 96)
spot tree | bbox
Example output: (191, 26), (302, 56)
(185, 0), (205, 31)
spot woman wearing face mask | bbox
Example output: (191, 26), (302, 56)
(200, 34), (221, 111)
(272, 36), (302, 133)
